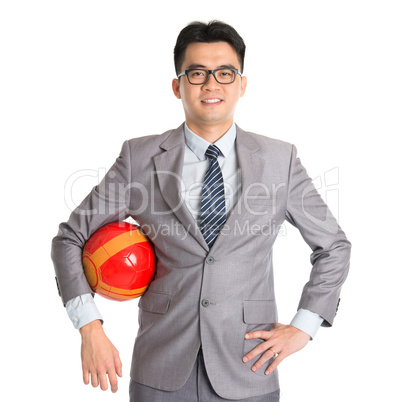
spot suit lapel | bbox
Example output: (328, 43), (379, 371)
(153, 124), (209, 252)
(213, 126), (266, 248)
(235, 126), (266, 212)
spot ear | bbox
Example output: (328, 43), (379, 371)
(172, 78), (181, 99)
(240, 75), (247, 98)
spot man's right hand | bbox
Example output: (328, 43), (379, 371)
(80, 320), (123, 393)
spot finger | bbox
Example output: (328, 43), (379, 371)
(114, 353), (123, 378)
(265, 354), (284, 375)
(90, 370), (99, 388)
(99, 372), (109, 391)
(243, 341), (274, 363)
(82, 368), (90, 385)
(108, 370), (119, 393)
(245, 330), (271, 340)
(251, 348), (278, 372)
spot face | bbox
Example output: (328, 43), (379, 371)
(172, 42), (247, 135)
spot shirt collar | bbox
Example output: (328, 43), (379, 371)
(184, 122), (237, 160)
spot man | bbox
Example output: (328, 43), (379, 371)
(52, 21), (351, 401)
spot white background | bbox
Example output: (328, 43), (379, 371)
(1, 1), (401, 401)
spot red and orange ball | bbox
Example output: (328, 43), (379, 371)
(82, 222), (156, 301)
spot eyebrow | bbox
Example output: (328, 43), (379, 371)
(185, 63), (238, 70)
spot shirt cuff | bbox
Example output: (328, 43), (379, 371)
(66, 293), (103, 330)
(290, 308), (324, 339)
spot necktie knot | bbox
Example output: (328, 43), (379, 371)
(205, 145), (220, 162)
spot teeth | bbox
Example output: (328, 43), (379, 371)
(202, 99), (221, 103)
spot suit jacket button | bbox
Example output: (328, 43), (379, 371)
(206, 256), (214, 265)
(201, 299), (210, 307)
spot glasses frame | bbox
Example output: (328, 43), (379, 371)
(177, 68), (242, 85)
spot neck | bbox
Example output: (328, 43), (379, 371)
(186, 120), (234, 143)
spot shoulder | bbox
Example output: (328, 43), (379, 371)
(236, 126), (295, 159)
(126, 126), (182, 148)
(123, 124), (185, 156)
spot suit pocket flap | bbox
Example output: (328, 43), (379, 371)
(243, 300), (277, 324)
(139, 291), (171, 314)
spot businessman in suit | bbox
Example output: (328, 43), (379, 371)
(52, 21), (351, 401)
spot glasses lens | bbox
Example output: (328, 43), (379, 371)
(187, 70), (209, 84)
(214, 69), (236, 84)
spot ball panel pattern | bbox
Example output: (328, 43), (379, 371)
(82, 222), (155, 301)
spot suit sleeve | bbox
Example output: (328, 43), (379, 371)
(51, 140), (132, 305)
(285, 145), (351, 327)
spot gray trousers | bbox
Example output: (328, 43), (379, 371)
(129, 349), (280, 401)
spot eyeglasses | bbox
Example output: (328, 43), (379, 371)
(177, 68), (242, 85)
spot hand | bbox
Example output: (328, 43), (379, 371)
(243, 323), (310, 375)
(80, 320), (123, 393)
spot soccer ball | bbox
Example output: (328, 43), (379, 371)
(82, 222), (156, 301)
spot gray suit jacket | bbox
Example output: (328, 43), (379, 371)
(52, 124), (351, 399)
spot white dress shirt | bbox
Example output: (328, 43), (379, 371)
(66, 123), (323, 338)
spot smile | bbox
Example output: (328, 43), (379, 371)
(201, 99), (222, 104)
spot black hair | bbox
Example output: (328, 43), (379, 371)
(173, 20), (246, 75)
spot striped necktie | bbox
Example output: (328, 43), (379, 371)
(200, 144), (226, 247)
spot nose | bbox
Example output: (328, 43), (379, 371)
(202, 72), (220, 90)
